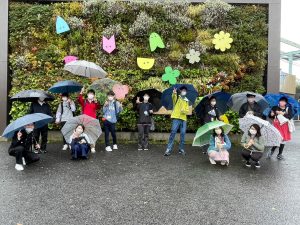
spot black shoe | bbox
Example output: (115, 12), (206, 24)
(277, 154), (284, 160)
(245, 161), (251, 167)
(41, 149), (47, 154)
(255, 162), (261, 168)
(202, 151), (207, 155)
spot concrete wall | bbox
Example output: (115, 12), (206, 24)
(0, 0), (281, 133)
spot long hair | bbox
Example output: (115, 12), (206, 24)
(75, 124), (85, 132)
(248, 124), (261, 138)
(212, 127), (225, 137)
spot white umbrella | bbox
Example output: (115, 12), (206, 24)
(64, 60), (107, 78)
(239, 115), (282, 147)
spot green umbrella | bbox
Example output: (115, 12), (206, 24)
(192, 120), (233, 147)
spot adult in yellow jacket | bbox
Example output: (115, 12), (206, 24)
(164, 86), (190, 156)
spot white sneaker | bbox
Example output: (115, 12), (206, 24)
(62, 144), (68, 151)
(91, 147), (96, 153)
(138, 148), (143, 151)
(22, 157), (26, 166)
(113, 144), (118, 150)
(144, 148), (149, 151)
(15, 164), (24, 171)
(209, 157), (216, 165)
(220, 161), (226, 166)
(105, 146), (112, 152)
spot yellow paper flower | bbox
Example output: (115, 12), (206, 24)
(212, 31), (233, 52)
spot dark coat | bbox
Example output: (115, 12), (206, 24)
(268, 106), (293, 120)
(239, 102), (263, 118)
(203, 104), (221, 124)
(29, 102), (52, 116)
(9, 130), (37, 151)
(137, 102), (153, 124)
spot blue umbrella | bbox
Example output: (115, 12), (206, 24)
(161, 84), (198, 110)
(2, 113), (53, 138)
(48, 80), (83, 94)
(195, 91), (231, 117)
(264, 93), (299, 116)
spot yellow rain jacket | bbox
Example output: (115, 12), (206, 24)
(171, 93), (189, 121)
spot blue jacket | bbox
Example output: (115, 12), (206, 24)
(207, 134), (231, 152)
(103, 100), (122, 123)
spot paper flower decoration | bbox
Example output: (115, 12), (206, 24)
(162, 66), (180, 85)
(212, 31), (233, 52)
(56, 16), (70, 34)
(149, 32), (165, 52)
(137, 58), (155, 70)
(64, 56), (78, 64)
(102, 35), (116, 54)
(112, 84), (129, 100)
(186, 49), (200, 64)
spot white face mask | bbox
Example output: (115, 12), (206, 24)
(62, 97), (68, 102)
(25, 128), (33, 133)
(248, 98), (255, 103)
(108, 96), (114, 101)
(87, 94), (94, 100)
(215, 129), (222, 135)
(143, 96), (149, 101)
(211, 101), (216, 106)
(249, 128), (257, 135)
(181, 91), (187, 96)
(39, 97), (45, 102)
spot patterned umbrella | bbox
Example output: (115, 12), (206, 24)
(61, 115), (102, 145)
(192, 120), (233, 147)
(227, 91), (269, 113)
(239, 115), (282, 147)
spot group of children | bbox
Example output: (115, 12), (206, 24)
(8, 85), (294, 171)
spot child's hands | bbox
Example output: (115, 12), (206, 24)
(17, 131), (22, 140)
(136, 97), (141, 104)
(173, 88), (177, 94)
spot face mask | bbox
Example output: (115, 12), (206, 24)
(39, 97), (45, 102)
(248, 98), (255, 103)
(249, 128), (257, 135)
(62, 97), (68, 101)
(144, 96), (149, 101)
(279, 101), (286, 107)
(215, 129), (222, 135)
(181, 91), (187, 96)
(25, 128), (33, 133)
(87, 94), (94, 100)
(211, 101), (216, 106)
(108, 96), (114, 101)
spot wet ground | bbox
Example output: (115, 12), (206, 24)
(0, 127), (299, 225)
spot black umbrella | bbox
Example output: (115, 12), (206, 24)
(133, 89), (162, 112)
(11, 90), (55, 102)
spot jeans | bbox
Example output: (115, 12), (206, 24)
(71, 143), (90, 159)
(166, 119), (187, 152)
(104, 120), (117, 147)
(34, 125), (48, 150)
(137, 124), (150, 149)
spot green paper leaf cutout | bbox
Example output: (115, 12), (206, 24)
(161, 66), (180, 85)
(149, 32), (165, 52)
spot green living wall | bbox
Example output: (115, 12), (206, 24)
(8, 0), (268, 132)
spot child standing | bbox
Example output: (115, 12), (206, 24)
(136, 93), (154, 151)
(102, 91), (122, 152)
(55, 93), (76, 150)
(78, 87), (100, 153)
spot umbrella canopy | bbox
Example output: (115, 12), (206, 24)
(48, 80), (83, 94)
(264, 93), (299, 116)
(161, 84), (199, 110)
(2, 113), (53, 138)
(64, 60), (107, 78)
(89, 78), (121, 94)
(11, 90), (54, 102)
(227, 91), (269, 113)
(192, 120), (233, 147)
(239, 115), (282, 147)
(195, 91), (231, 117)
(61, 115), (102, 145)
(132, 89), (162, 112)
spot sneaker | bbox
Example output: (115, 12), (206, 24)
(62, 144), (68, 151)
(105, 146), (112, 152)
(138, 148), (143, 151)
(267, 150), (274, 159)
(202, 151), (207, 155)
(209, 157), (216, 165)
(164, 150), (171, 156)
(277, 154), (284, 160)
(91, 147), (96, 153)
(255, 162), (261, 168)
(41, 149), (47, 154)
(15, 164), (24, 171)
(245, 161), (251, 167)
(113, 144), (118, 150)
(144, 148), (149, 151)
(22, 157), (26, 166)
(220, 161), (226, 166)
(34, 149), (42, 154)
(179, 150), (186, 155)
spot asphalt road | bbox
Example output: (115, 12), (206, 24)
(0, 128), (299, 225)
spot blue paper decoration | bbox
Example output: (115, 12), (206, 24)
(56, 16), (70, 34)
